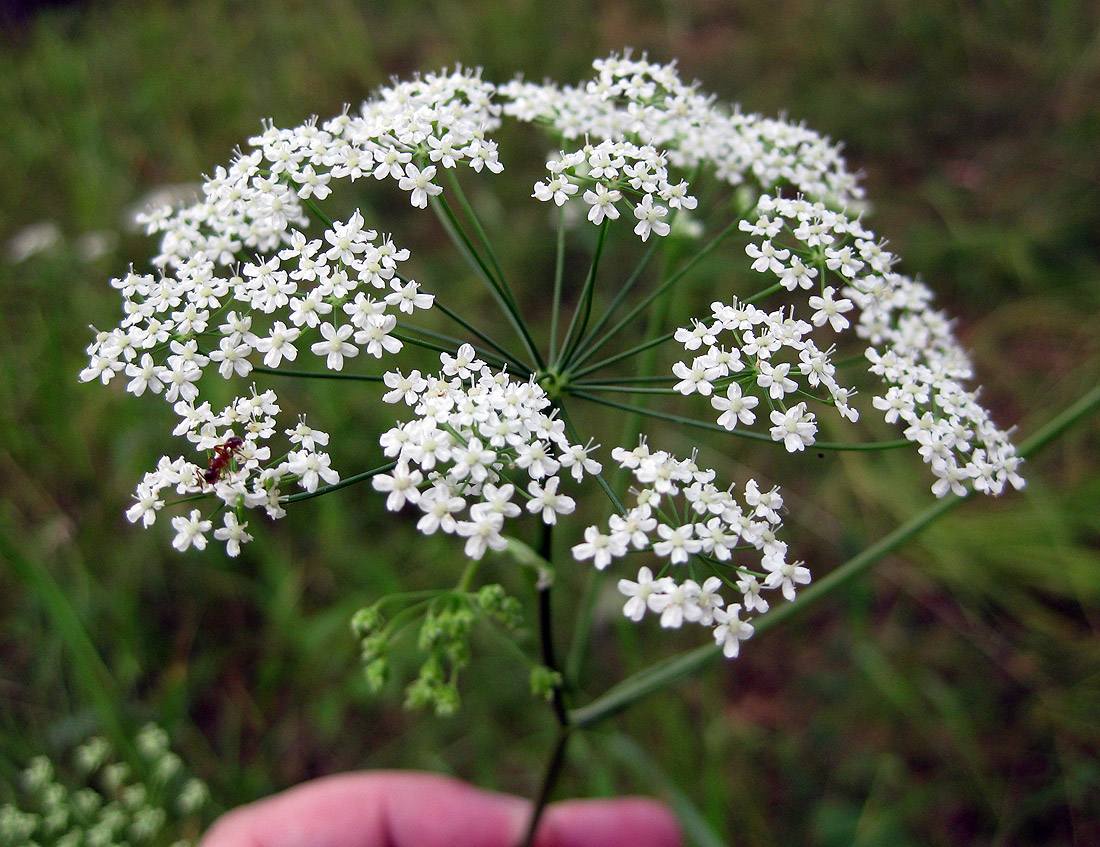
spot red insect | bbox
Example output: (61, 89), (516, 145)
(203, 436), (244, 486)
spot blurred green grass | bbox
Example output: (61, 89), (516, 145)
(1, 1), (1099, 845)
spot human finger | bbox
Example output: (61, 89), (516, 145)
(199, 771), (529, 847)
(199, 770), (682, 847)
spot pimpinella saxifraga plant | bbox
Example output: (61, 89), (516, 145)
(81, 52), (1034, 837)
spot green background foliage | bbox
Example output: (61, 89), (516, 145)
(2, 1), (1098, 844)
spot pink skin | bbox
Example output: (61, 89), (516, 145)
(200, 770), (682, 847)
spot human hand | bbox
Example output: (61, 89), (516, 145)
(200, 770), (682, 847)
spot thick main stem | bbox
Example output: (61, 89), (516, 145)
(521, 521), (572, 847)
(537, 523), (568, 727)
(520, 728), (571, 847)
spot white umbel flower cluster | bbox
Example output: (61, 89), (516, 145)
(672, 295), (858, 453)
(501, 53), (862, 206)
(124, 388), (338, 556)
(573, 438), (807, 658)
(375, 345), (601, 559)
(532, 139), (697, 241)
(83, 53), (1023, 658)
(698, 192), (1024, 496)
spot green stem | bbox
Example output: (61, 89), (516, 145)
(390, 330), (474, 359)
(251, 365), (385, 382)
(299, 193), (335, 229)
(570, 384), (679, 395)
(550, 207), (567, 364)
(554, 402), (625, 693)
(395, 322), (516, 372)
(567, 239), (660, 367)
(557, 220), (610, 370)
(431, 297), (528, 373)
(555, 403), (626, 516)
(570, 390), (911, 451)
(443, 168), (510, 297)
(744, 281), (784, 304)
(564, 568), (603, 690)
(567, 380), (1100, 729)
(575, 374), (678, 385)
(456, 557), (481, 593)
(430, 195), (543, 368)
(537, 521), (569, 728)
(521, 728), (571, 847)
(281, 461), (397, 503)
(1015, 380), (1100, 457)
(569, 217), (741, 371)
(569, 331), (676, 381)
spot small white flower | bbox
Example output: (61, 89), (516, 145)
(255, 321), (301, 367)
(617, 566), (672, 621)
(807, 286), (853, 332)
(526, 477), (576, 524)
(398, 163), (443, 208)
(672, 360), (720, 396)
(756, 361), (797, 400)
(310, 322), (358, 370)
(762, 556), (811, 601)
(608, 508), (657, 550)
(685, 576), (725, 625)
(736, 574), (769, 614)
(171, 509), (212, 552)
(653, 523), (701, 565)
(632, 194), (670, 241)
(582, 183), (622, 224)
(777, 255), (817, 290)
(769, 403), (817, 452)
(455, 508), (506, 559)
(126, 484), (163, 527)
(746, 240), (790, 274)
(533, 173), (578, 206)
(416, 483), (465, 534)
(441, 343), (481, 379)
(382, 369), (427, 405)
(648, 580), (697, 629)
(711, 382), (759, 430)
(712, 604), (754, 658)
(371, 461), (423, 509)
(572, 525), (627, 570)
(209, 337), (254, 378)
(214, 512), (253, 557)
(287, 450), (340, 493)
(125, 354), (165, 396)
(558, 441), (602, 482)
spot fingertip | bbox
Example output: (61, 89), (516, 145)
(535, 797), (683, 847)
(198, 773), (386, 847)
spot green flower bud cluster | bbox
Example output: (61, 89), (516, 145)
(0, 725), (208, 847)
(529, 665), (564, 702)
(351, 583), (526, 716)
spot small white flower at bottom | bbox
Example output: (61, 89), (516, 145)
(712, 605), (754, 658)
(171, 509), (212, 552)
(214, 513), (253, 557)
